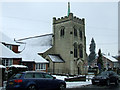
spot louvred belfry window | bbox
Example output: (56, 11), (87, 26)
(60, 26), (65, 37)
(79, 44), (83, 58)
(74, 42), (78, 58)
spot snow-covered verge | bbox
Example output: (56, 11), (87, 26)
(53, 75), (93, 88)
(66, 81), (91, 88)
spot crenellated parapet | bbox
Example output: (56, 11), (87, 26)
(53, 13), (85, 25)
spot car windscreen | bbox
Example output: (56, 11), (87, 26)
(42, 73), (53, 79)
(11, 73), (23, 79)
(99, 72), (108, 76)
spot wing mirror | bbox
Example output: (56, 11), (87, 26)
(53, 77), (56, 79)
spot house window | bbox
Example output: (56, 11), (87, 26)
(60, 26), (65, 37)
(36, 63), (46, 70)
(2, 59), (13, 67)
(78, 44), (83, 58)
(74, 43), (78, 58)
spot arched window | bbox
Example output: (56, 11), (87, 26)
(74, 42), (78, 58)
(60, 26), (65, 37)
(74, 28), (77, 36)
(79, 44), (83, 58)
(79, 30), (82, 40)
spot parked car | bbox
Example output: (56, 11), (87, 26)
(6, 71), (66, 90)
(91, 71), (119, 86)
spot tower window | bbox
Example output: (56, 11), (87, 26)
(74, 28), (77, 36)
(60, 26), (65, 37)
(79, 30), (82, 40)
(79, 44), (83, 58)
(70, 51), (73, 54)
(74, 42), (78, 58)
(60, 29), (64, 36)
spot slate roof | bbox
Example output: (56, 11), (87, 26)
(48, 54), (64, 63)
(103, 55), (118, 62)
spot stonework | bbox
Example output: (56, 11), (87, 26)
(43, 13), (87, 75)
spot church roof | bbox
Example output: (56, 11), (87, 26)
(48, 54), (65, 63)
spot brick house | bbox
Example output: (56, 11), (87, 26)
(0, 32), (22, 69)
(17, 34), (50, 72)
(91, 55), (119, 70)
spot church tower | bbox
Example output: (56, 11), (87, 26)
(51, 2), (87, 75)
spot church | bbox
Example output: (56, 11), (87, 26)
(40, 2), (88, 75)
(17, 2), (88, 75)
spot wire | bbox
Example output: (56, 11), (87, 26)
(2, 16), (50, 24)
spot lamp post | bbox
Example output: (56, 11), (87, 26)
(0, 58), (2, 87)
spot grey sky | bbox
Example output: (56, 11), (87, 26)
(0, 1), (118, 56)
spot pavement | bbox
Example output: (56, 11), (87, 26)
(0, 87), (5, 90)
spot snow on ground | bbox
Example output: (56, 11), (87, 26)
(53, 75), (93, 88)
(66, 80), (91, 88)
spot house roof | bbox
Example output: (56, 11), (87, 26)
(19, 46), (48, 63)
(17, 34), (52, 53)
(0, 65), (6, 68)
(9, 65), (28, 68)
(0, 43), (21, 59)
(0, 32), (19, 45)
(103, 55), (118, 62)
(16, 34), (52, 63)
(48, 54), (65, 63)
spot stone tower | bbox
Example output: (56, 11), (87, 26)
(51, 12), (87, 75)
(42, 3), (87, 75)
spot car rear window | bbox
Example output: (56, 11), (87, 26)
(11, 73), (23, 79)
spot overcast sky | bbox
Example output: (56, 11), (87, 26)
(0, 1), (118, 56)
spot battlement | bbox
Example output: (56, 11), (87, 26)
(53, 13), (85, 25)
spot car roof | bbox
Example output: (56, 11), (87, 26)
(22, 71), (47, 74)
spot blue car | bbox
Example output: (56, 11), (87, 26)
(6, 71), (66, 90)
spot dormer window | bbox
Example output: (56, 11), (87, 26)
(6, 44), (12, 50)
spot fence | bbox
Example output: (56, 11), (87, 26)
(47, 68), (87, 76)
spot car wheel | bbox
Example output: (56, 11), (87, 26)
(106, 80), (110, 86)
(27, 85), (37, 90)
(92, 81), (95, 85)
(115, 79), (119, 85)
(92, 82), (96, 85)
(59, 84), (65, 90)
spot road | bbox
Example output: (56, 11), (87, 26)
(66, 83), (120, 90)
